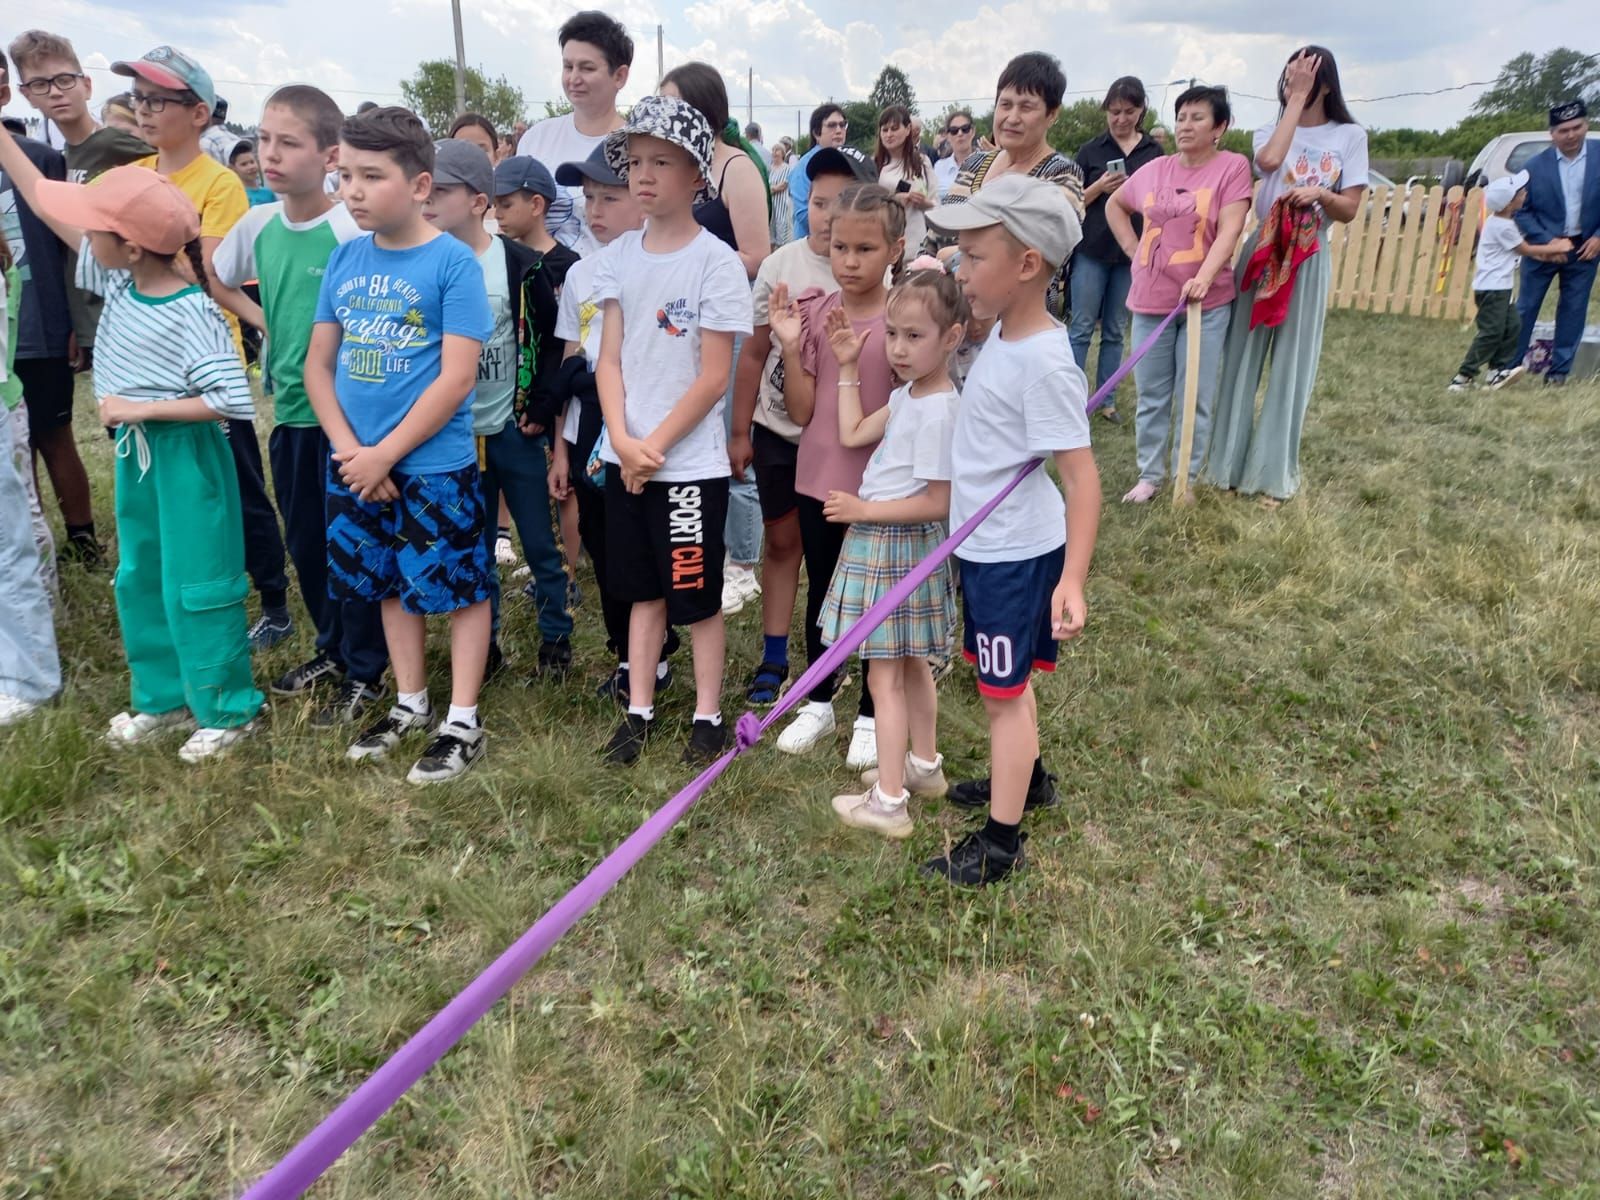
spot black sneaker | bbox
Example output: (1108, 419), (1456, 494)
(921, 830), (1027, 887)
(1544, 374), (1567, 388)
(604, 713), (652, 765)
(947, 770), (1060, 811)
(59, 529), (105, 567)
(406, 720), (486, 785)
(248, 611), (295, 652)
(347, 704), (432, 762)
(683, 718), (728, 765)
(310, 679), (385, 728)
(533, 638), (573, 681)
(271, 653), (344, 696)
(597, 664), (630, 702)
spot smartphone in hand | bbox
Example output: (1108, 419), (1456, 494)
(1106, 158), (1126, 176)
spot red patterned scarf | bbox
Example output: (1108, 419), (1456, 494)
(1241, 197), (1322, 329)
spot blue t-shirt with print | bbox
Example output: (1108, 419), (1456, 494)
(314, 231), (492, 474)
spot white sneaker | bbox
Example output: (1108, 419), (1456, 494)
(106, 709), (195, 749)
(775, 703), (836, 754)
(721, 562), (761, 615)
(178, 722), (257, 763)
(406, 719), (486, 785)
(494, 534), (519, 566)
(0, 693), (42, 727)
(861, 751), (949, 796)
(845, 716), (878, 770)
(832, 785), (914, 839)
(347, 704), (434, 762)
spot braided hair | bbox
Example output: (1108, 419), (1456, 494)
(180, 238), (212, 298)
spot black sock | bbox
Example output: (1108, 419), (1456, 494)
(1029, 757), (1047, 790)
(982, 815), (1021, 854)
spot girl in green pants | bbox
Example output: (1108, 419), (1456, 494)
(30, 164), (264, 762)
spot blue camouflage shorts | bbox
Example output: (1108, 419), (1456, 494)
(326, 464), (492, 615)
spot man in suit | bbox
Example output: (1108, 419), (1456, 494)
(1513, 99), (1600, 386)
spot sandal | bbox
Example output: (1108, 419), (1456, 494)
(746, 661), (789, 707)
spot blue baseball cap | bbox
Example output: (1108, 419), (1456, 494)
(554, 143), (625, 189)
(112, 45), (216, 112)
(493, 155), (557, 201)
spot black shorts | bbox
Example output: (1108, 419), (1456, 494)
(16, 358), (75, 432)
(604, 472), (728, 625)
(751, 423), (800, 523)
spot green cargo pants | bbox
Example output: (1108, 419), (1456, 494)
(113, 420), (263, 728)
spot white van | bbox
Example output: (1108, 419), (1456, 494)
(1465, 130), (1600, 187)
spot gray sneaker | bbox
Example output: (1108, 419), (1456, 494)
(406, 720), (486, 785)
(347, 704), (432, 762)
(311, 680), (385, 728)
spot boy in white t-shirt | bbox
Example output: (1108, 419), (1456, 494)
(924, 175), (1102, 887)
(549, 143), (650, 701)
(514, 11), (632, 253)
(1449, 170), (1571, 392)
(594, 96), (753, 767)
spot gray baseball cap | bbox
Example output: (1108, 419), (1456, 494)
(494, 155), (558, 200)
(926, 173), (1082, 268)
(432, 138), (494, 198)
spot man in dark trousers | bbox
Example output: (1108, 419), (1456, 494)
(1512, 99), (1600, 386)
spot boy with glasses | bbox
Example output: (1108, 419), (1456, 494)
(788, 104), (849, 241)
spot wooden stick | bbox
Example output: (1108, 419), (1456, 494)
(1174, 299), (1203, 507)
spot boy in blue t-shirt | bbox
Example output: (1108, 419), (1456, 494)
(306, 107), (494, 785)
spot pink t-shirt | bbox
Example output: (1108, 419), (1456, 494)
(1118, 150), (1254, 313)
(795, 289), (895, 501)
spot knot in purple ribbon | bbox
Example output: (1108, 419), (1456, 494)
(734, 712), (763, 752)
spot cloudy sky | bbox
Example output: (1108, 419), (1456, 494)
(6, 0), (1591, 137)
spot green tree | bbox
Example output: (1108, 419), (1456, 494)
(399, 59), (527, 136)
(868, 64), (917, 113)
(1471, 48), (1600, 118)
(1045, 97), (1107, 157)
(841, 100), (881, 153)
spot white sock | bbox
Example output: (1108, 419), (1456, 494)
(693, 711), (722, 726)
(873, 784), (909, 807)
(854, 715), (876, 732)
(909, 750), (941, 773)
(802, 701), (833, 718)
(627, 704), (655, 721)
(398, 690), (429, 714)
(447, 704), (478, 728)
(656, 660), (670, 680)
(618, 661), (630, 672)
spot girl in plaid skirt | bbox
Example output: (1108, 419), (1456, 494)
(819, 268), (969, 838)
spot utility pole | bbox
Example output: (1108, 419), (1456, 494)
(747, 68), (754, 125)
(657, 24), (664, 85)
(450, 0), (467, 117)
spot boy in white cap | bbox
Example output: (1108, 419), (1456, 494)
(1450, 169), (1574, 392)
(922, 173), (1102, 886)
(594, 94), (752, 768)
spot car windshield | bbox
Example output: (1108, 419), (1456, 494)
(1506, 141), (1547, 172)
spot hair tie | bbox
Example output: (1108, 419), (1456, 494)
(907, 254), (945, 273)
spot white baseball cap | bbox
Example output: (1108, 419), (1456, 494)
(926, 173), (1082, 268)
(1484, 170), (1530, 213)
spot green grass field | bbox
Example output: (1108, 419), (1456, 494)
(3, 308), (1598, 1199)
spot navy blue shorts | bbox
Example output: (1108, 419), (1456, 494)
(958, 545), (1067, 698)
(326, 464), (493, 615)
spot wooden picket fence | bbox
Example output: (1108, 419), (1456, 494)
(1236, 184), (1486, 321)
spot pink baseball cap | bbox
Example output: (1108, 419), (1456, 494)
(32, 165), (200, 255)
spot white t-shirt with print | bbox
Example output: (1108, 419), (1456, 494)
(750, 237), (837, 442)
(1473, 215), (1524, 291)
(1252, 121), (1369, 218)
(594, 228), (753, 481)
(555, 247), (611, 444)
(859, 384), (958, 502)
(472, 240), (516, 435)
(516, 113), (608, 254)
(950, 322), (1090, 564)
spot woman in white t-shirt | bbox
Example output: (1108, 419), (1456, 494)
(875, 106), (936, 264)
(1203, 46), (1369, 503)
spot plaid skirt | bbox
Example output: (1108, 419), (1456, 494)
(818, 521), (956, 659)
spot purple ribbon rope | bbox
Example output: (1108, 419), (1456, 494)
(237, 298), (1186, 1200)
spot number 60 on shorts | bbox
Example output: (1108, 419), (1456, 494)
(957, 546), (1068, 699)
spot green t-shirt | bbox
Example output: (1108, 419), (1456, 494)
(1, 263), (21, 411)
(212, 200), (362, 427)
(64, 127), (153, 183)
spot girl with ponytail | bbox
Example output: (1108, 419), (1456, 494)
(30, 164), (263, 762)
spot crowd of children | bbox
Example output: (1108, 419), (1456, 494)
(0, 15), (1105, 887)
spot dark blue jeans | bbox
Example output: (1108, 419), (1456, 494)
(481, 423), (573, 643)
(1068, 254), (1133, 393)
(1514, 253), (1599, 379)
